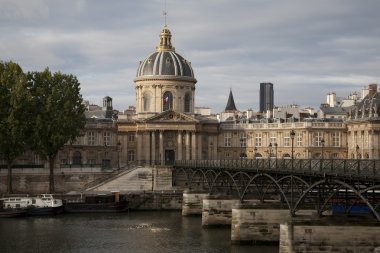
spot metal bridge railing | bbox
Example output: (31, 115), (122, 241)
(173, 159), (380, 180)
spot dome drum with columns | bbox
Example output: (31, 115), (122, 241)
(134, 25), (197, 118)
(116, 25), (218, 167)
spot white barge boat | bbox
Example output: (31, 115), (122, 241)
(0, 194), (63, 215)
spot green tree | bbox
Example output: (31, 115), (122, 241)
(0, 61), (31, 193)
(28, 69), (86, 193)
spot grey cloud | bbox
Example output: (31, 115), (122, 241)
(1, 0), (379, 113)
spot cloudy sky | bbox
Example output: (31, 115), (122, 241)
(1, 0), (380, 113)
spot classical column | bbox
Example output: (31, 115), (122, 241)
(177, 131), (183, 160)
(122, 135), (128, 166)
(191, 132), (197, 160)
(208, 136), (212, 159)
(136, 131), (142, 163)
(144, 132), (150, 164)
(185, 131), (190, 160)
(159, 130), (164, 165)
(197, 133), (203, 160)
(151, 131), (156, 165)
(212, 135), (217, 159)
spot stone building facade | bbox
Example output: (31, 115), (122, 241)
(2, 26), (379, 172)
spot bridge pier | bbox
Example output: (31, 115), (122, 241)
(231, 202), (314, 244)
(202, 195), (241, 228)
(279, 216), (380, 253)
(182, 190), (209, 216)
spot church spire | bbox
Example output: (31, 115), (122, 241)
(225, 89), (238, 112)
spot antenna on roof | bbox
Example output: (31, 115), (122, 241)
(163, 0), (167, 26)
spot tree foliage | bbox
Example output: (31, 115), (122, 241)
(27, 68), (86, 193)
(0, 61), (32, 193)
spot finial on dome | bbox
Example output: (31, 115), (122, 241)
(157, 0), (175, 51)
(163, 0), (167, 26)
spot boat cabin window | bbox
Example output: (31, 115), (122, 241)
(32, 199), (36, 204)
(16, 204), (20, 208)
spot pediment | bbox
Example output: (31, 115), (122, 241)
(144, 110), (199, 123)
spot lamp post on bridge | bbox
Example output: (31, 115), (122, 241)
(321, 138), (325, 160)
(320, 138), (325, 171)
(356, 145), (360, 159)
(289, 129), (295, 211)
(274, 143), (278, 168)
(240, 136), (244, 167)
(117, 140), (121, 170)
(268, 143), (273, 160)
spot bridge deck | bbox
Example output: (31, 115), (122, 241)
(174, 159), (380, 182)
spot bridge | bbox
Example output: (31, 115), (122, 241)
(173, 159), (380, 221)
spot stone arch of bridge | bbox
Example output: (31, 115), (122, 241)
(293, 179), (380, 222)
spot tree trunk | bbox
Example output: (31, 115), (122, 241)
(49, 155), (55, 193)
(7, 162), (13, 194)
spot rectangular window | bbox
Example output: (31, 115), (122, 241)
(88, 131), (96, 146)
(284, 132), (290, 147)
(269, 132), (276, 145)
(87, 159), (96, 165)
(103, 131), (111, 146)
(332, 132), (340, 147)
(128, 150), (135, 161)
(224, 132), (232, 147)
(255, 133), (262, 147)
(240, 133), (247, 147)
(128, 133), (135, 142)
(297, 132), (303, 147)
(314, 132), (323, 147)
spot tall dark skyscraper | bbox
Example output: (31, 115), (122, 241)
(259, 82), (274, 113)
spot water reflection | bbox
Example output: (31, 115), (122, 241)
(0, 212), (278, 253)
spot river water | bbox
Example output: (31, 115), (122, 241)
(0, 211), (278, 253)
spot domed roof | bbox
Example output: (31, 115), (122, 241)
(135, 26), (195, 80)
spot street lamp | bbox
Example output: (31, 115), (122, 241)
(274, 143), (278, 168)
(321, 138), (325, 160)
(117, 140), (121, 170)
(290, 129), (295, 160)
(268, 143), (273, 159)
(240, 136), (244, 166)
(274, 143), (278, 158)
(356, 145), (360, 159)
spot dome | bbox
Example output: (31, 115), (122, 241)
(136, 51), (194, 78)
(135, 26), (195, 80)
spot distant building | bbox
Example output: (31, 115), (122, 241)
(260, 82), (274, 113)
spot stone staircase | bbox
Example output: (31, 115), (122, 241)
(87, 166), (154, 192)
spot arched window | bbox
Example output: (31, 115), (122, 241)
(72, 151), (82, 165)
(163, 91), (173, 111)
(184, 93), (191, 112)
(143, 92), (151, 111)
